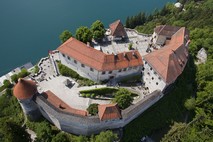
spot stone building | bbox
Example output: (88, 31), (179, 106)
(143, 27), (190, 92)
(13, 78), (41, 120)
(57, 37), (143, 82)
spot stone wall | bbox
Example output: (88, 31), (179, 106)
(35, 90), (163, 136)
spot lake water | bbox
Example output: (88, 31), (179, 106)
(0, 0), (175, 75)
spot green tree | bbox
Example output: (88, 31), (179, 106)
(113, 88), (133, 109)
(3, 80), (11, 88)
(11, 74), (19, 83)
(91, 20), (105, 41)
(52, 132), (69, 142)
(59, 30), (72, 43)
(87, 103), (99, 115)
(184, 97), (196, 110)
(34, 121), (53, 142)
(76, 26), (92, 43)
(95, 130), (118, 142)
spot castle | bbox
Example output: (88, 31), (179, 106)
(13, 20), (190, 135)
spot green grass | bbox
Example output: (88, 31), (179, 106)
(122, 57), (196, 142)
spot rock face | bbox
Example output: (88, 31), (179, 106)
(196, 48), (207, 64)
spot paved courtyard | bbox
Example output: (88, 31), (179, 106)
(97, 29), (151, 57)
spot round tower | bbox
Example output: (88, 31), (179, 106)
(13, 78), (41, 121)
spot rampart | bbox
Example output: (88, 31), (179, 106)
(35, 90), (163, 135)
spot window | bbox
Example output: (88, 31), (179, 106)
(154, 71), (157, 75)
(102, 71), (106, 75)
(74, 60), (77, 64)
(109, 71), (112, 74)
(150, 67), (152, 70)
(68, 57), (70, 60)
(156, 82), (159, 85)
(133, 66), (138, 70)
(128, 67), (132, 70)
(158, 77), (161, 80)
(142, 67), (145, 71)
(90, 68), (94, 72)
(152, 77), (154, 80)
(118, 69), (122, 72)
(62, 54), (65, 57)
(145, 61), (147, 64)
(147, 72), (150, 75)
(81, 64), (85, 68)
(123, 68), (127, 71)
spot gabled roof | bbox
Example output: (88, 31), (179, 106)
(109, 20), (127, 37)
(98, 104), (121, 121)
(13, 78), (37, 100)
(57, 37), (143, 71)
(144, 27), (189, 84)
(154, 25), (181, 38)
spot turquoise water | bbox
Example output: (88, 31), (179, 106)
(0, 0), (175, 75)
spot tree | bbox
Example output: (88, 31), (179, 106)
(113, 88), (133, 109)
(87, 103), (99, 115)
(52, 132), (69, 142)
(91, 20), (105, 40)
(34, 121), (53, 142)
(76, 26), (92, 43)
(11, 74), (18, 83)
(59, 30), (72, 43)
(95, 130), (118, 142)
(3, 80), (11, 88)
(184, 98), (196, 110)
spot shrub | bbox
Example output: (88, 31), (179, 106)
(80, 87), (118, 96)
(87, 103), (99, 115)
(11, 74), (19, 83)
(81, 93), (86, 98)
(86, 93), (91, 98)
(91, 93), (96, 98)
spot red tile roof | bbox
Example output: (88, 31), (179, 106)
(98, 103), (121, 121)
(57, 37), (143, 71)
(42, 90), (87, 116)
(13, 78), (37, 100)
(109, 20), (127, 37)
(144, 27), (189, 84)
(154, 25), (181, 38)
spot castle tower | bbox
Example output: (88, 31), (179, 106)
(13, 78), (41, 121)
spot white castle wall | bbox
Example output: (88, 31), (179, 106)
(59, 52), (142, 82)
(142, 60), (166, 93)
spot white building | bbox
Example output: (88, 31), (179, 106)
(57, 37), (143, 82)
(143, 27), (190, 93)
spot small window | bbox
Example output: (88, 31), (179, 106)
(102, 71), (106, 75)
(118, 69), (122, 72)
(150, 67), (152, 70)
(147, 72), (150, 75)
(156, 82), (158, 85)
(123, 68), (127, 71)
(74, 60), (77, 64)
(152, 77), (154, 80)
(81, 64), (85, 68)
(90, 68), (94, 72)
(154, 71), (157, 75)
(142, 67), (145, 71)
(128, 67), (132, 70)
(68, 57), (70, 60)
(62, 54), (65, 57)
(109, 71), (112, 74)
(158, 77), (161, 80)
(145, 61), (147, 64)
